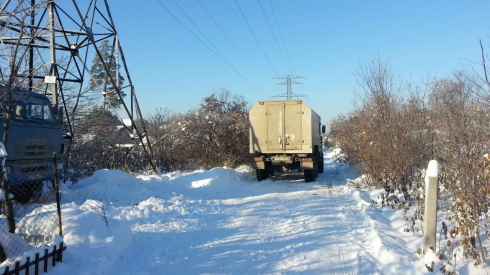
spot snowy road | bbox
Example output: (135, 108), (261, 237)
(44, 151), (427, 274)
(127, 187), (415, 275)
(136, 185), (367, 274)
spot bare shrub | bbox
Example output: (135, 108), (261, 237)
(146, 90), (250, 172)
(330, 59), (490, 266)
(66, 106), (136, 181)
(429, 74), (490, 262)
(145, 108), (186, 172)
(330, 60), (429, 190)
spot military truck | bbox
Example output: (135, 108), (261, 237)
(0, 87), (65, 204)
(249, 100), (325, 182)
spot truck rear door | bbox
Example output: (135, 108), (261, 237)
(284, 103), (302, 150)
(266, 102), (302, 151)
(266, 104), (283, 150)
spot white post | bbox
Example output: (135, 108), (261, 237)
(423, 160), (439, 254)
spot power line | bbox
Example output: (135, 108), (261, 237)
(268, 0), (297, 75)
(258, 0), (292, 74)
(234, 0), (279, 77)
(153, 0), (265, 95)
(269, 0), (302, 82)
(198, 0), (271, 87)
(171, 0), (234, 71)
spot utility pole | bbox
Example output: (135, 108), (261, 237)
(272, 75), (306, 100)
(47, 1), (58, 115)
(28, 0), (35, 91)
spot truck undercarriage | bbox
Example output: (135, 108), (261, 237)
(253, 150), (324, 182)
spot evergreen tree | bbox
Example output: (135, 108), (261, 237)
(83, 105), (121, 132)
(89, 40), (126, 109)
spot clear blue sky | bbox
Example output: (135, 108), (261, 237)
(106, 0), (490, 124)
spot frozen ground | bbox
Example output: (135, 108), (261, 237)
(13, 150), (489, 274)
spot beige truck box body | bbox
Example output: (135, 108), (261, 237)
(249, 100), (321, 154)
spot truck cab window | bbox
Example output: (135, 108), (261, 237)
(14, 103), (27, 118)
(12, 99), (55, 121)
(29, 103), (54, 120)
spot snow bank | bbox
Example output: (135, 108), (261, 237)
(31, 153), (488, 274)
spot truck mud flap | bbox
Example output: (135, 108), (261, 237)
(299, 158), (314, 170)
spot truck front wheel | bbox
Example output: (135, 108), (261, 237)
(10, 181), (43, 204)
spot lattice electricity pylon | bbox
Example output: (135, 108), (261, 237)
(272, 75), (306, 100)
(0, 0), (156, 171)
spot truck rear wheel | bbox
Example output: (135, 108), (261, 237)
(256, 169), (268, 181)
(304, 169), (315, 182)
(304, 153), (318, 182)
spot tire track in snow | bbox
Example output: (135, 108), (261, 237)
(170, 185), (368, 274)
(111, 151), (418, 274)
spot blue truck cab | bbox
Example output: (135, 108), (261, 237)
(0, 88), (64, 204)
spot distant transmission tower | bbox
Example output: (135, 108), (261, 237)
(272, 75), (306, 100)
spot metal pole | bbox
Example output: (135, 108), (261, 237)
(48, 2), (58, 114)
(116, 34), (119, 88)
(28, 0), (35, 91)
(423, 160), (439, 254)
(53, 153), (62, 236)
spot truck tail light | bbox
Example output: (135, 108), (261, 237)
(300, 158), (313, 162)
(253, 157), (264, 162)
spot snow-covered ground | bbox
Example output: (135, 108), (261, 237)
(14, 150), (490, 274)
